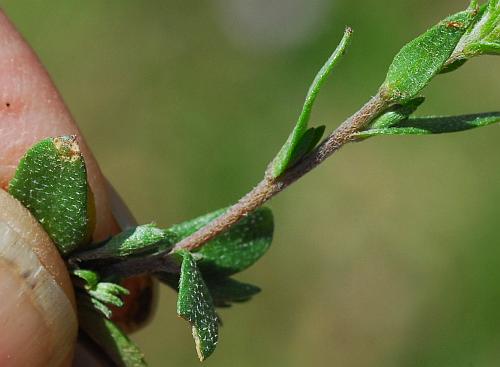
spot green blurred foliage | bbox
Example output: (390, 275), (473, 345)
(2, 0), (500, 365)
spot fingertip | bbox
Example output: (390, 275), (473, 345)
(0, 9), (118, 242)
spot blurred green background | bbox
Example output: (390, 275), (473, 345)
(2, 0), (500, 365)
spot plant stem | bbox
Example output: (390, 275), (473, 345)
(171, 92), (388, 253)
(99, 92), (388, 279)
(98, 93), (389, 279)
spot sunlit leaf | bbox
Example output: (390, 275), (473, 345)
(269, 28), (353, 177)
(9, 136), (93, 255)
(355, 112), (500, 138)
(382, 6), (478, 103)
(75, 224), (174, 263)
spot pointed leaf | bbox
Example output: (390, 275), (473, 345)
(355, 112), (500, 138)
(177, 251), (219, 361)
(168, 207), (274, 276)
(79, 303), (148, 367)
(269, 28), (352, 177)
(9, 136), (92, 255)
(381, 6), (478, 103)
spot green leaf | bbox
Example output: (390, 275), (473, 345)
(369, 97), (425, 129)
(75, 224), (175, 263)
(381, 6), (478, 103)
(8, 136), (92, 255)
(73, 269), (99, 289)
(205, 277), (261, 308)
(79, 302), (148, 367)
(177, 251), (219, 361)
(73, 269), (129, 318)
(89, 282), (129, 308)
(168, 207), (274, 276)
(444, 0), (500, 69)
(287, 125), (326, 167)
(269, 28), (353, 177)
(355, 112), (500, 138)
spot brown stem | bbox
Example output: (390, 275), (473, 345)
(95, 92), (388, 279)
(171, 92), (388, 253)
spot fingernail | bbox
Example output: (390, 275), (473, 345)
(105, 179), (137, 230)
(0, 189), (77, 367)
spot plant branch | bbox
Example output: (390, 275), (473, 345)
(97, 93), (389, 279)
(171, 93), (388, 253)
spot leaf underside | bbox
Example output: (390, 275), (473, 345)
(205, 277), (261, 308)
(177, 251), (219, 361)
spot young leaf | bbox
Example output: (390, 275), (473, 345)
(381, 6), (478, 103)
(168, 207), (274, 276)
(73, 269), (99, 289)
(287, 125), (326, 167)
(79, 302), (148, 367)
(75, 224), (175, 262)
(89, 282), (130, 308)
(369, 97), (425, 129)
(445, 0), (500, 67)
(8, 136), (93, 255)
(177, 251), (219, 361)
(269, 28), (353, 178)
(205, 277), (261, 308)
(355, 111), (500, 138)
(73, 268), (129, 318)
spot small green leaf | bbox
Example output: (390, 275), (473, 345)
(355, 112), (500, 138)
(9, 136), (92, 255)
(269, 28), (353, 177)
(73, 269), (100, 289)
(449, 0), (500, 62)
(205, 277), (261, 308)
(89, 282), (129, 308)
(168, 207), (274, 276)
(73, 269), (129, 318)
(76, 224), (174, 262)
(177, 251), (219, 361)
(287, 125), (326, 167)
(369, 97), (425, 129)
(79, 302), (148, 367)
(381, 7), (478, 103)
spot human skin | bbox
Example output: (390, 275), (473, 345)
(0, 9), (121, 366)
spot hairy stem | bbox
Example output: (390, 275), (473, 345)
(171, 93), (388, 253)
(99, 93), (388, 279)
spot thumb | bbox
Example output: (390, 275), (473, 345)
(0, 10), (119, 367)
